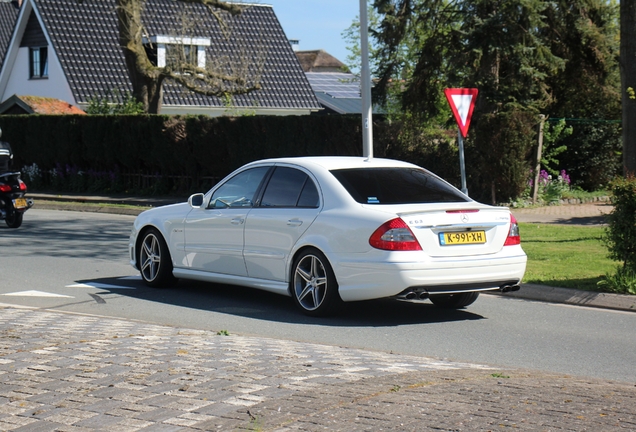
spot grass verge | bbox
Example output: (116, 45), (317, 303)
(520, 222), (615, 291)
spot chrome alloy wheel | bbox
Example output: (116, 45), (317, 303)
(140, 232), (162, 283)
(293, 254), (328, 312)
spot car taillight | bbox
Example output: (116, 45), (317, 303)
(369, 218), (422, 251)
(18, 179), (27, 192)
(504, 214), (521, 246)
(0, 184), (11, 193)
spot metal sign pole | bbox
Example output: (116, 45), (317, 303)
(359, 0), (373, 159)
(458, 129), (468, 196)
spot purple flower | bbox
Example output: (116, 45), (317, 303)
(560, 170), (571, 185)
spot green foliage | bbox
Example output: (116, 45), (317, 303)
(86, 89), (145, 115)
(341, 5), (380, 74)
(541, 119), (572, 176)
(604, 176), (636, 271)
(364, 0), (621, 201)
(468, 110), (537, 204)
(598, 266), (636, 295)
(559, 121), (622, 191)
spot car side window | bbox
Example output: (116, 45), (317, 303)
(260, 167), (319, 208)
(208, 167), (269, 209)
(297, 177), (319, 208)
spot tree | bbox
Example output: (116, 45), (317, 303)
(368, 0), (622, 200)
(543, 0), (622, 190)
(370, 0), (565, 202)
(78, 0), (264, 114)
(621, 0), (636, 175)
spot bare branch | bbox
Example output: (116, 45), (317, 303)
(111, 0), (262, 113)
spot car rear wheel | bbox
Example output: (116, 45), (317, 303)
(430, 292), (479, 309)
(291, 248), (341, 316)
(138, 228), (175, 287)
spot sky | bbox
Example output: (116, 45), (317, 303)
(250, 1), (360, 65)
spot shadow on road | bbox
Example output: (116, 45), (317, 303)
(76, 276), (485, 328)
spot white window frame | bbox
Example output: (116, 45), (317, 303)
(144, 36), (210, 69)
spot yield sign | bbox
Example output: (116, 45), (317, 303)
(444, 88), (478, 138)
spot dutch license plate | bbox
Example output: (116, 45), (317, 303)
(439, 230), (486, 246)
(13, 198), (27, 209)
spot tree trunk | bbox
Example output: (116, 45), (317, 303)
(621, 0), (636, 176)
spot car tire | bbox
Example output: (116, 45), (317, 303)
(138, 228), (175, 287)
(5, 211), (23, 228)
(291, 248), (342, 317)
(429, 292), (479, 309)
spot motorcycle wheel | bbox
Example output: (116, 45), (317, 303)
(5, 211), (23, 228)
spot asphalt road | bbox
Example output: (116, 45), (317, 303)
(2, 209), (636, 384)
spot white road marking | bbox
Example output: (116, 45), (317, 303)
(2, 290), (74, 298)
(66, 276), (140, 290)
(66, 282), (136, 290)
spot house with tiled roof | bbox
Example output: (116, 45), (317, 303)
(0, 0), (322, 116)
(295, 49), (383, 116)
(0, 94), (86, 114)
(0, 1), (19, 71)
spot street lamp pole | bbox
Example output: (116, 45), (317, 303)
(359, 0), (373, 159)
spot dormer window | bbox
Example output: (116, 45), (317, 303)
(29, 47), (48, 79)
(143, 36), (210, 69)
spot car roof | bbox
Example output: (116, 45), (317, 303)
(250, 156), (420, 171)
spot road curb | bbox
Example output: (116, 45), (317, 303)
(490, 284), (636, 313)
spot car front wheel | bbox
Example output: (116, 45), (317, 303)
(138, 228), (175, 287)
(291, 248), (341, 316)
(430, 292), (479, 309)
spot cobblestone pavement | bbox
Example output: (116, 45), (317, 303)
(2, 306), (636, 431)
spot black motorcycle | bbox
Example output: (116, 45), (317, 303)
(0, 172), (33, 228)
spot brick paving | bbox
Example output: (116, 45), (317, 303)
(2, 306), (636, 431)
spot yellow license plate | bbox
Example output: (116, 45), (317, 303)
(439, 231), (486, 245)
(13, 198), (27, 209)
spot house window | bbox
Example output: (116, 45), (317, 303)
(144, 35), (210, 69)
(29, 47), (48, 78)
(165, 44), (198, 69)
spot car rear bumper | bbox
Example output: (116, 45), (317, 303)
(333, 252), (527, 302)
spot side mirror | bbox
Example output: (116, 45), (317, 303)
(188, 193), (204, 208)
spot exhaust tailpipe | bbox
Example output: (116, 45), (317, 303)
(500, 284), (521, 293)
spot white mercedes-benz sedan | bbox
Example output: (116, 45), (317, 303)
(129, 157), (526, 316)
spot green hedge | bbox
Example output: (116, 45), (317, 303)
(1, 114), (379, 194)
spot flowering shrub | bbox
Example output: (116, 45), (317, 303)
(21, 163), (122, 193)
(21, 163), (43, 188)
(543, 170), (571, 203)
(524, 169), (571, 204)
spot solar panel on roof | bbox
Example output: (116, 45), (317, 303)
(305, 72), (361, 98)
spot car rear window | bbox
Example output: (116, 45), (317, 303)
(331, 168), (469, 204)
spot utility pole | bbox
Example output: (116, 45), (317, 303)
(359, 0), (373, 159)
(532, 115), (546, 204)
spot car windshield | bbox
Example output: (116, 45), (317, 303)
(331, 167), (469, 204)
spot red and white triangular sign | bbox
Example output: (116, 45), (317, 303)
(444, 88), (478, 138)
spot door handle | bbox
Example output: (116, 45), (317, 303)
(231, 217), (244, 225)
(287, 219), (303, 227)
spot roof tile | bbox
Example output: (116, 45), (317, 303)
(30, 0), (320, 111)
